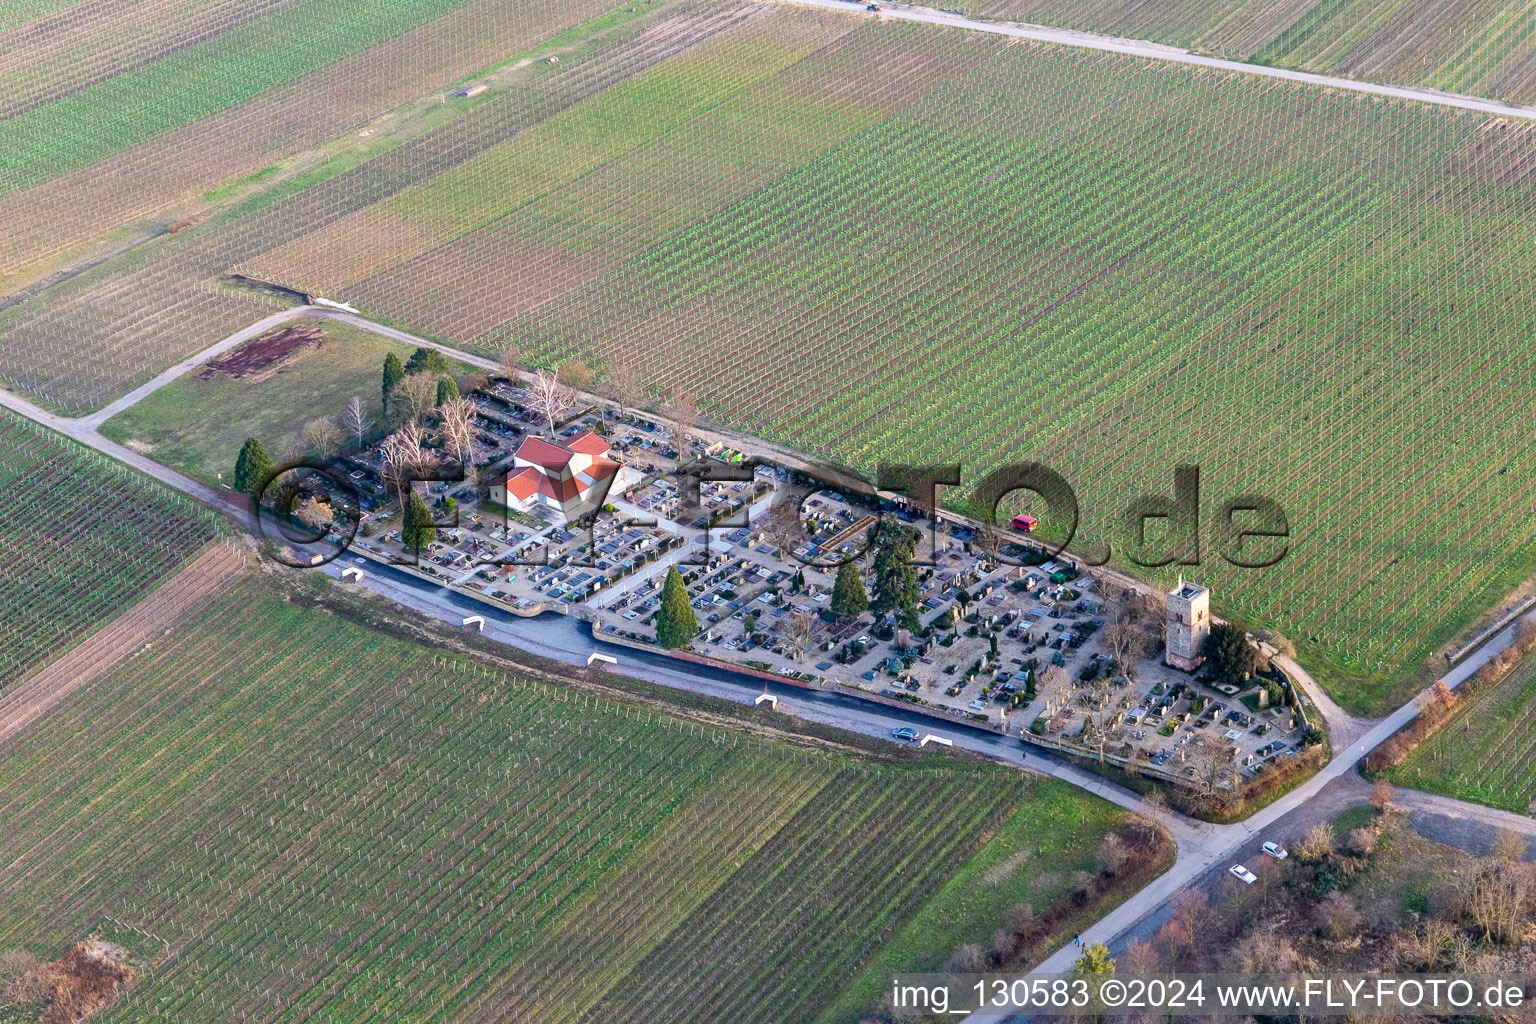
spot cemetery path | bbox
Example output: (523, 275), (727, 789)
(2, 306), (1529, 1012)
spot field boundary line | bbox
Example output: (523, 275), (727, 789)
(776, 0), (1536, 121)
(0, 541), (247, 748)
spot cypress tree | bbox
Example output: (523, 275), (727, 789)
(436, 376), (459, 406)
(382, 353), (405, 413)
(402, 490), (436, 553)
(233, 437), (274, 497)
(830, 561), (868, 618)
(655, 567), (698, 649)
(406, 347), (450, 376)
(870, 519), (919, 619)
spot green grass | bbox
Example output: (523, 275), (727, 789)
(99, 320), (473, 488)
(0, 0), (480, 194)
(817, 780), (1149, 1022)
(1331, 804), (1379, 837)
(1387, 651), (1536, 813)
(0, 407), (219, 687)
(0, 574), (1130, 1023)
(460, 33), (1536, 714)
(12, 7), (1536, 717)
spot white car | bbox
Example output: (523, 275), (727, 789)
(1229, 864), (1258, 884)
(1262, 841), (1289, 860)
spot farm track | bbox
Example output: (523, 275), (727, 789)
(1, 300), (1532, 1023)
(782, 0), (1536, 117)
(0, 540), (245, 747)
(0, 577), (1063, 1024)
(0, 0), (755, 412)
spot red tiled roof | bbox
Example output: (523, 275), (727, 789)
(584, 458), (619, 483)
(539, 473), (581, 502)
(505, 466), (542, 502)
(566, 430), (610, 457)
(514, 435), (573, 470)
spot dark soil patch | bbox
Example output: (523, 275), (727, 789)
(200, 323), (325, 380)
(37, 939), (134, 1024)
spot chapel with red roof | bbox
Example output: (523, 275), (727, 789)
(490, 429), (623, 521)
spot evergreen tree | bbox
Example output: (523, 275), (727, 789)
(655, 567), (698, 649)
(1204, 621), (1257, 685)
(402, 490), (436, 553)
(436, 376), (460, 406)
(382, 353), (405, 414)
(1072, 942), (1115, 977)
(830, 560), (868, 618)
(870, 519), (920, 624)
(233, 437), (274, 497)
(406, 346), (450, 376)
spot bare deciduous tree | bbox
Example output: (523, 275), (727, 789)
(380, 421), (427, 505)
(1121, 936), (1160, 975)
(1040, 664), (1072, 716)
(1493, 827), (1528, 865)
(1316, 891), (1362, 940)
(1235, 931), (1300, 973)
(1187, 733), (1238, 802)
(1463, 859), (1529, 944)
(341, 395), (373, 449)
(295, 495), (335, 532)
(438, 397), (477, 483)
(1078, 672), (1131, 764)
(762, 503), (808, 562)
(497, 341), (522, 384)
(666, 390), (699, 447)
(557, 357), (595, 392)
(1293, 822), (1335, 864)
(1094, 833), (1129, 876)
(602, 361), (645, 422)
(528, 369), (573, 436)
(390, 372), (439, 426)
(1102, 615), (1147, 688)
(779, 609), (820, 663)
(1169, 887), (1214, 962)
(305, 417), (341, 460)
(0, 948), (46, 1007)
(944, 943), (986, 974)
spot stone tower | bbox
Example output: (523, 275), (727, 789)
(1165, 577), (1210, 671)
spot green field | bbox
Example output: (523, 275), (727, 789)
(7, 5), (1536, 714)
(460, 27), (1536, 711)
(100, 320), (474, 488)
(0, 0), (485, 194)
(0, 574), (1143, 1024)
(0, 407), (220, 688)
(1388, 652), (1536, 813)
(958, 0), (1536, 103)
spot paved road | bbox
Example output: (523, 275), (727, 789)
(978, 602), (1529, 1002)
(3, 303), (1529, 1011)
(320, 553), (1220, 850)
(784, 0), (1536, 121)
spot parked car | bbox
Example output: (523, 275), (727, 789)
(1262, 841), (1289, 860)
(892, 727), (918, 742)
(1229, 864), (1258, 884)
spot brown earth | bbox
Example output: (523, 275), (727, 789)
(38, 939), (135, 1024)
(198, 323), (325, 380)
